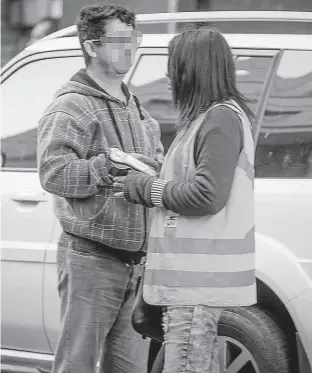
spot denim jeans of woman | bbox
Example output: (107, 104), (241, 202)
(152, 305), (222, 373)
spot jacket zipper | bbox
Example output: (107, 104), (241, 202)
(139, 208), (147, 252)
(122, 101), (147, 252)
(128, 118), (137, 152)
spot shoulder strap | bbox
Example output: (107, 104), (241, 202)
(105, 99), (125, 150)
(133, 95), (145, 120)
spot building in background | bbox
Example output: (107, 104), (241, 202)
(1, 0), (312, 66)
(1, 0), (63, 66)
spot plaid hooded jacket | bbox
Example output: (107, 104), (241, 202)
(37, 69), (164, 252)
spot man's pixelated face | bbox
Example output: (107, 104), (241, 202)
(97, 18), (141, 75)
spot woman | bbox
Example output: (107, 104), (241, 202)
(113, 26), (256, 373)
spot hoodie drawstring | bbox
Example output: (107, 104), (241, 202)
(133, 95), (145, 120)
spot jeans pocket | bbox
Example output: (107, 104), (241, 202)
(57, 266), (68, 296)
(70, 247), (92, 257)
(68, 237), (100, 257)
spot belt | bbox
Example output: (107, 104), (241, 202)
(62, 232), (145, 265)
(105, 245), (145, 265)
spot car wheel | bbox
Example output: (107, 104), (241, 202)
(218, 305), (293, 373)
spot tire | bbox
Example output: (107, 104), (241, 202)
(218, 306), (293, 373)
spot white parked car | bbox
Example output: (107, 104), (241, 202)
(1, 11), (312, 373)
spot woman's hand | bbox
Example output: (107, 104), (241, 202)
(112, 176), (126, 197)
(112, 151), (157, 198)
(112, 170), (156, 207)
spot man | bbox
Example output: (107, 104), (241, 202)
(37, 4), (164, 373)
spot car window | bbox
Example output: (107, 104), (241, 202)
(1, 56), (84, 169)
(129, 55), (174, 153)
(129, 54), (272, 153)
(256, 50), (312, 178)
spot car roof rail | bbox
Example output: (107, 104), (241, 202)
(42, 11), (312, 41)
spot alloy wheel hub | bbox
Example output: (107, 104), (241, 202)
(218, 336), (261, 373)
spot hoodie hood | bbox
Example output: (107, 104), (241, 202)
(55, 69), (130, 102)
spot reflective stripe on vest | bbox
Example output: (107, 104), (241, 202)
(143, 100), (256, 307)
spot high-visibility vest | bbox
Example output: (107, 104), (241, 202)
(143, 100), (256, 307)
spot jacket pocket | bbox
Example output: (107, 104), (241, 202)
(89, 195), (146, 246)
(69, 188), (110, 220)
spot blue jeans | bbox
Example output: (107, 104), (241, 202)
(52, 237), (149, 373)
(162, 306), (222, 373)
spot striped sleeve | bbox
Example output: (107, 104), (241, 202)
(151, 179), (168, 207)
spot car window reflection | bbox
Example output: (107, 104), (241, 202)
(256, 50), (312, 178)
(129, 54), (272, 154)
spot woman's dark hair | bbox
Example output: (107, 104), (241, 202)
(167, 26), (254, 128)
(76, 3), (135, 65)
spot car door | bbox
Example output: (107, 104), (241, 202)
(254, 49), (312, 277)
(0, 51), (84, 353)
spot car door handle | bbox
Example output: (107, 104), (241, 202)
(11, 191), (48, 203)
